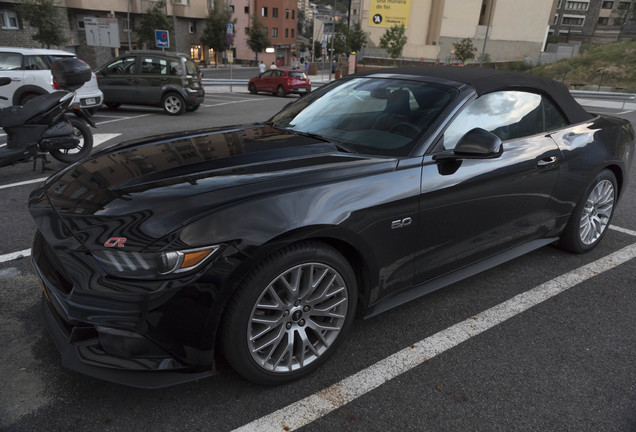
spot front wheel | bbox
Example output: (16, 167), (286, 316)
(557, 169), (617, 253)
(276, 85), (286, 97)
(48, 118), (93, 163)
(249, 83), (257, 95)
(162, 92), (185, 115)
(221, 241), (357, 385)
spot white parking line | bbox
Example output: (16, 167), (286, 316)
(609, 225), (636, 237)
(0, 178), (47, 190)
(95, 113), (153, 126)
(0, 249), (31, 263)
(233, 241), (636, 432)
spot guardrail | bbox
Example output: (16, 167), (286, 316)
(570, 90), (636, 109)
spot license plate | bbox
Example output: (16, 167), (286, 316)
(297, 88), (307, 92)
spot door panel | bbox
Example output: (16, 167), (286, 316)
(414, 135), (562, 283)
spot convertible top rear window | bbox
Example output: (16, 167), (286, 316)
(269, 77), (457, 156)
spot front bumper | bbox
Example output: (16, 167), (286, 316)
(41, 294), (213, 389)
(32, 229), (217, 388)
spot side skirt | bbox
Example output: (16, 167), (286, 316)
(364, 238), (559, 318)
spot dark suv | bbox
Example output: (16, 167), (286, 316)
(96, 51), (204, 115)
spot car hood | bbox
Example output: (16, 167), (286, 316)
(30, 124), (397, 248)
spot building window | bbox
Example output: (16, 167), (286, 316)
(286, 9), (290, 19)
(122, 18), (132, 32)
(0, 11), (19, 29)
(292, 10), (295, 19)
(285, 28), (289, 38)
(598, 17), (609, 24)
(273, 8), (278, 18)
(272, 28), (278, 38)
(291, 28), (294, 38)
(78, 18), (86, 29)
(565, 1), (589, 10)
(261, 7), (267, 17)
(244, 6), (249, 13)
(602, 1), (614, 7)
(245, 27), (249, 34)
(188, 21), (196, 33)
(553, 14), (559, 25)
(562, 15), (585, 25)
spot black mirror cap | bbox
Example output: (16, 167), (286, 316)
(0, 77), (11, 86)
(454, 128), (503, 159)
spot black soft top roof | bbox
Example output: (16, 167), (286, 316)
(358, 66), (594, 124)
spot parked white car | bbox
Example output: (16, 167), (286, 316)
(0, 47), (103, 111)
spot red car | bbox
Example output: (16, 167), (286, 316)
(248, 69), (311, 97)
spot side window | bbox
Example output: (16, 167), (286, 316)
(261, 71), (273, 78)
(442, 91), (543, 150)
(141, 57), (169, 75)
(543, 96), (568, 131)
(0, 52), (22, 70)
(106, 56), (136, 74)
(24, 55), (49, 70)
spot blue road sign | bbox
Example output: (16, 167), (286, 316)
(226, 23), (233, 34)
(155, 30), (169, 48)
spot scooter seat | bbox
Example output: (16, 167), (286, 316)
(0, 91), (68, 128)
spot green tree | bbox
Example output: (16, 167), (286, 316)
(136, 0), (172, 49)
(15, 0), (66, 48)
(348, 22), (367, 54)
(452, 38), (477, 64)
(379, 24), (407, 63)
(201, 6), (236, 67)
(313, 40), (323, 60)
(246, 14), (271, 63)
(332, 21), (349, 55)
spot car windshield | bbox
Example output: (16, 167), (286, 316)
(269, 77), (456, 156)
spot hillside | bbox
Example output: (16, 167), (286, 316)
(530, 40), (636, 93)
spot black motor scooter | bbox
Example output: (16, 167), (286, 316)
(0, 57), (95, 171)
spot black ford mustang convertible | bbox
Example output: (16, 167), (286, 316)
(29, 67), (634, 388)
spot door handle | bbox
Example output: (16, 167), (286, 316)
(537, 156), (558, 167)
(11, 77), (22, 82)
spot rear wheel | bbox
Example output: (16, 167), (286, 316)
(221, 241), (357, 385)
(276, 85), (286, 97)
(48, 118), (93, 163)
(162, 92), (186, 115)
(249, 83), (257, 94)
(557, 169), (617, 253)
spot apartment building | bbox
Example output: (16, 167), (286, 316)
(1, 0), (298, 67)
(550, 0), (636, 41)
(351, 0), (555, 63)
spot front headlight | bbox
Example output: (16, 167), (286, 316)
(91, 245), (220, 278)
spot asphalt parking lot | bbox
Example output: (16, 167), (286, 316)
(0, 92), (634, 431)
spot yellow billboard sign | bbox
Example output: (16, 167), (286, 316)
(368, 0), (412, 28)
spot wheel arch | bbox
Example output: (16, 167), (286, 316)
(209, 226), (377, 353)
(13, 85), (48, 105)
(604, 164), (624, 198)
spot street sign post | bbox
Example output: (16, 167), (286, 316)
(155, 30), (169, 49)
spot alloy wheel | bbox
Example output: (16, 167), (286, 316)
(247, 262), (349, 373)
(579, 179), (614, 245)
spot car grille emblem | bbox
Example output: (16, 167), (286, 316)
(104, 237), (127, 247)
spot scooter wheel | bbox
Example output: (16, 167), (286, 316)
(49, 118), (93, 163)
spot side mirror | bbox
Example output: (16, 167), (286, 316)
(454, 128), (502, 159)
(0, 77), (11, 86)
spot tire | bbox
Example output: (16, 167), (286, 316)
(162, 92), (186, 115)
(249, 83), (257, 95)
(48, 118), (93, 163)
(105, 102), (121, 110)
(557, 169), (617, 253)
(186, 103), (200, 112)
(276, 85), (286, 97)
(221, 241), (357, 385)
